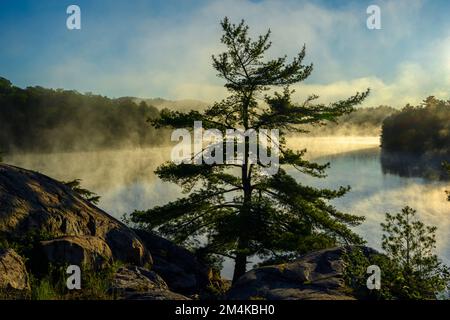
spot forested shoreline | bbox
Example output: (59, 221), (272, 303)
(380, 97), (450, 179)
(0, 77), (166, 153)
(381, 96), (450, 155)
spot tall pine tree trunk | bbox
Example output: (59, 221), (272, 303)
(232, 115), (251, 283)
(232, 167), (251, 283)
(232, 240), (248, 283)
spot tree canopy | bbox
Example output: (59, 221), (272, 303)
(380, 207), (450, 299)
(0, 77), (163, 153)
(381, 96), (450, 155)
(343, 206), (450, 300)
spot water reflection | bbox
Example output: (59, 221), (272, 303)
(380, 151), (450, 180)
(293, 147), (449, 267)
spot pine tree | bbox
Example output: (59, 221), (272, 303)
(132, 18), (369, 282)
(381, 207), (450, 298)
(64, 179), (101, 205)
(343, 207), (450, 300)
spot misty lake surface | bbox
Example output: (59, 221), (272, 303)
(6, 137), (450, 279)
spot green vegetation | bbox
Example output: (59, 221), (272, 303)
(1, 264), (120, 300)
(0, 76), (164, 153)
(380, 97), (450, 179)
(0, 229), (57, 264)
(381, 207), (450, 299)
(131, 18), (369, 282)
(1, 226), (121, 300)
(381, 96), (450, 155)
(64, 179), (101, 205)
(31, 264), (119, 300)
(1, 228), (121, 300)
(345, 207), (450, 300)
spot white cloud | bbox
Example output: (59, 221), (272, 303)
(45, 0), (448, 108)
(290, 61), (450, 108)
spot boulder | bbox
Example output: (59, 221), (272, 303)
(40, 235), (113, 269)
(0, 164), (152, 267)
(110, 265), (168, 293)
(110, 265), (189, 300)
(227, 247), (365, 300)
(134, 229), (210, 294)
(0, 249), (30, 291)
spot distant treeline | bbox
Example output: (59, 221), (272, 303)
(0, 77), (167, 153)
(0, 76), (410, 154)
(381, 97), (450, 155)
(305, 105), (396, 136)
(380, 97), (450, 180)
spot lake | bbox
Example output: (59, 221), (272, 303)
(5, 136), (450, 279)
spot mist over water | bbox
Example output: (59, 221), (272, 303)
(5, 136), (450, 278)
(5, 146), (183, 216)
(286, 141), (449, 266)
(287, 137), (449, 274)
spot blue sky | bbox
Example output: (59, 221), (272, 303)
(1, 0), (449, 107)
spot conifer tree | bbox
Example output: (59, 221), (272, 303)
(381, 207), (450, 298)
(132, 18), (369, 282)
